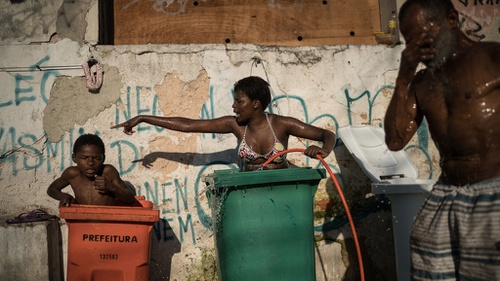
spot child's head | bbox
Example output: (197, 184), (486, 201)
(73, 134), (105, 156)
(72, 134), (106, 178)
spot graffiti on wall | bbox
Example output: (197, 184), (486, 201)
(0, 54), (440, 247)
(0, 55), (59, 108)
(121, 0), (306, 14)
(453, 0), (500, 40)
(121, 0), (195, 14)
(1, 79), (434, 247)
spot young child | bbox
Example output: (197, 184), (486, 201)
(47, 134), (137, 206)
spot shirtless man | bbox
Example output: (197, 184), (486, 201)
(384, 0), (500, 279)
(47, 134), (137, 206)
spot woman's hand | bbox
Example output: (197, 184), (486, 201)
(304, 145), (330, 159)
(111, 116), (141, 135)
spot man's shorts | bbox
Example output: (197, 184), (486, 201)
(410, 177), (500, 281)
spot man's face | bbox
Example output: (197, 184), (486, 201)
(400, 4), (457, 71)
(428, 23), (456, 71)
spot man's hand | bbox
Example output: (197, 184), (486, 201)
(400, 30), (436, 73)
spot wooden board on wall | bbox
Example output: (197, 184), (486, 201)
(114, 0), (381, 46)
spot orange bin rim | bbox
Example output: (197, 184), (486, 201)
(59, 196), (159, 223)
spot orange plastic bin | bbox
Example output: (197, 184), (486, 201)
(59, 196), (159, 281)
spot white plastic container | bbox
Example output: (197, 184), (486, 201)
(338, 125), (435, 281)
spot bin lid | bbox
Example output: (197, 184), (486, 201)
(337, 125), (418, 182)
(203, 167), (326, 188)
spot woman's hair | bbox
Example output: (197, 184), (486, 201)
(234, 76), (272, 109)
(73, 134), (105, 155)
(399, 0), (456, 23)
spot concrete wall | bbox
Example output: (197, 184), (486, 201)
(0, 1), (498, 280)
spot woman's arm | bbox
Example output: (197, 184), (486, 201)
(281, 116), (336, 158)
(111, 115), (238, 135)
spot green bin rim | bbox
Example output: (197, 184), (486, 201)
(203, 167), (326, 188)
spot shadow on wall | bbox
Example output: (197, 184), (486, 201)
(316, 142), (396, 281)
(124, 149), (238, 280)
(131, 148), (240, 169)
(149, 219), (182, 281)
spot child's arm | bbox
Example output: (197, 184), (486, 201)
(47, 168), (78, 206)
(94, 165), (137, 205)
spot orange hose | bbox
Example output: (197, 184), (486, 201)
(262, 149), (365, 281)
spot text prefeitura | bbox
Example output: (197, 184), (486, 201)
(83, 234), (138, 243)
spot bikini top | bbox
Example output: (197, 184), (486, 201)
(238, 113), (287, 164)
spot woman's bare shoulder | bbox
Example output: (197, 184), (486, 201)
(269, 114), (309, 133)
(271, 113), (304, 124)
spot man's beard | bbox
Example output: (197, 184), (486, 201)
(427, 28), (457, 71)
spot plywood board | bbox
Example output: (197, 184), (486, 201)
(114, 0), (381, 46)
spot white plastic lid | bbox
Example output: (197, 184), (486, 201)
(337, 125), (418, 182)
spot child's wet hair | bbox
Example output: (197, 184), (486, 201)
(73, 134), (105, 155)
(234, 76), (272, 109)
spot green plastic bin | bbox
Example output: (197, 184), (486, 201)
(204, 167), (326, 281)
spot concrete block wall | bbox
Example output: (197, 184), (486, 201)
(0, 219), (63, 281)
(0, 0), (498, 280)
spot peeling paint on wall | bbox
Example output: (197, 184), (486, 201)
(156, 70), (210, 119)
(42, 65), (122, 142)
(138, 70), (212, 177)
(56, 0), (94, 43)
